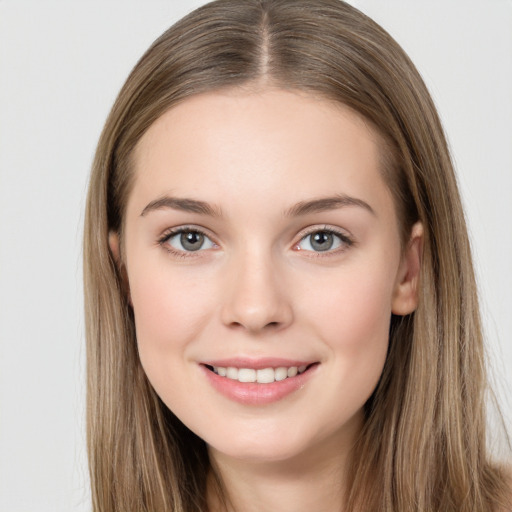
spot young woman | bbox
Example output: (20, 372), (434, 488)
(83, 0), (511, 510)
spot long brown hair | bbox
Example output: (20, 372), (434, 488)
(83, 1), (511, 510)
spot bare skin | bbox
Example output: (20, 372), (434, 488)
(111, 87), (423, 512)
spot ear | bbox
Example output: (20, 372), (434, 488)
(109, 231), (121, 264)
(108, 231), (132, 305)
(391, 221), (423, 316)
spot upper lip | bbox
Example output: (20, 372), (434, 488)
(201, 357), (317, 369)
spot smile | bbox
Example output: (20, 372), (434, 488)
(201, 359), (319, 405)
(206, 365), (309, 384)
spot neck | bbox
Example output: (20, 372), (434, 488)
(206, 417), (362, 512)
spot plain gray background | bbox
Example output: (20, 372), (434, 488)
(0, 1), (510, 510)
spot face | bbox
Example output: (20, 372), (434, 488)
(115, 88), (422, 465)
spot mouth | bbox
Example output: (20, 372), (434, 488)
(203, 363), (315, 384)
(201, 360), (319, 405)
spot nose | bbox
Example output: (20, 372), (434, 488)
(220, 249), (294, 334)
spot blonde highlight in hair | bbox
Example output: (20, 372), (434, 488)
(84, 1), (510, 510)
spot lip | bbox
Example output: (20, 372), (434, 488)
(202, 357), (314, 370)
(200, 359), (319, 405)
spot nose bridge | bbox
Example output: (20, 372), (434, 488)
(221, 243), (293, 333)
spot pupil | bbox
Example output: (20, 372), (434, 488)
(311, 231), (333, 251)
(181, 231), (204, 251)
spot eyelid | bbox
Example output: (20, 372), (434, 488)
(293, 225), (354, 254)
(156, 224), (353, 258)
(157, 225), (219, 257)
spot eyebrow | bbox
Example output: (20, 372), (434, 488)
(140, 196), (223, 217)
(140, 193), (375, 218)
(284, 194), (376, 217)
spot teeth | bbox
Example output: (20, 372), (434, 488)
(212, 365), (309, 383)
(275, 367), (288, 381)
(238, 368), (256, 382)
(256, 368), (275, 384)
(287, 366), (298, 377)
(226, 367), (238, 380)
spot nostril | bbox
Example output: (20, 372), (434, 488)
(221, 293), (294, 333)
(228, 320), (281, 330)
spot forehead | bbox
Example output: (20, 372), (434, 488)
(128, 88), (393, 219)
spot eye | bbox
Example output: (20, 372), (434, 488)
(161, 229), (216, 253)
(296, 229), (352, 253)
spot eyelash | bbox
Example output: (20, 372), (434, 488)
(295, 226), (354, 257)
(158, 226), (216, 259)
(157, 225), (354, 259)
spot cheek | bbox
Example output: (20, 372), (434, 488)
(128, 262), (216, 367)
(303, 265), (394, 345)
(299, 263), (394, 398)
(127, 263), (222, 415)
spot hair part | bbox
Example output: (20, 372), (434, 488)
(84, 1), (511, 510)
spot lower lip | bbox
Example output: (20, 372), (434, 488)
(201, 364), (318, 405)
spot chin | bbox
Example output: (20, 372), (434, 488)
(210, 440), (307, 465)
(204, 421), (334, 466)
